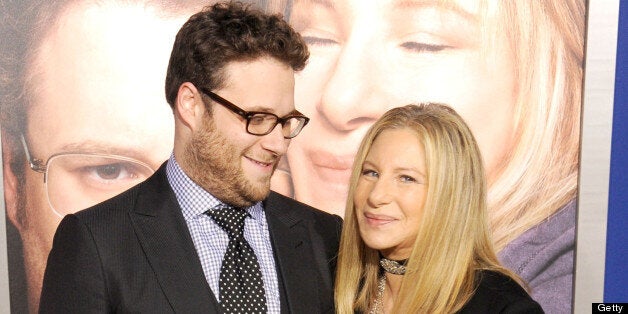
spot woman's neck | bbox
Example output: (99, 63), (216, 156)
(382, 273), (403, 313)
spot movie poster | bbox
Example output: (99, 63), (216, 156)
(1, 1), (585, 313)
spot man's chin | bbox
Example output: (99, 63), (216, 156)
(229, 183), (270, 208)
(247, 185), (271, 202)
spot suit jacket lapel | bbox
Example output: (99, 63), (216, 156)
(264, 192), (320, 313)
(128, 164), (221, 313)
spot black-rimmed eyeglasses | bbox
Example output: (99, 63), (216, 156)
(199, 87), (309, 139)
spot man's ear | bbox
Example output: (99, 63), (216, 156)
(2, 130), (24, 231)
(174, 82), (206, 132)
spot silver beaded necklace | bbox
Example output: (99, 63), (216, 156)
(379, 257), (408, 275)
(369, 275), (387, 314)
(369, 257), (408, 314)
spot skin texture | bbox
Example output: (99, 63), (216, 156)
(286, 0), (516, 216)
(354, 128), (427, 261)
(178, 57), (296, 208)
(3, 2), (183, 311)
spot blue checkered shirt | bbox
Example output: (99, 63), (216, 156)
(166, 155), (280, 313)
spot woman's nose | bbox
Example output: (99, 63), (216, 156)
(317, 39), (389, 133)
(366, 178), (393, 207)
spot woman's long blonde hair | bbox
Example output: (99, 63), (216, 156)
(335, 104), (521, 313)
(479, 0), (585, 250)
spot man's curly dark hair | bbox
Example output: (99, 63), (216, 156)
(165, 1), (308, 107)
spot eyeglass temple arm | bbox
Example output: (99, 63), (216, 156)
(202, 89), (248, 116)
(20, 134), (46, 173)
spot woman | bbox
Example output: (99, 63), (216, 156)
(335, 104), (543, 313)
(282, 1), (583, 311)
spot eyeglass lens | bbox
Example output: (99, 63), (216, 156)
(247, 114), (304, 138)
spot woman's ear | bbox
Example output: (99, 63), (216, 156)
(174, 82), (206, 131)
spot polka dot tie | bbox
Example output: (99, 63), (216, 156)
(207, 205), (268, 314)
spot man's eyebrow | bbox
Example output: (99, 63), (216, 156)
(59, 142), (148, 160)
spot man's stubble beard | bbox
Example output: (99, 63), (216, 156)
(182, 115), (275, 208)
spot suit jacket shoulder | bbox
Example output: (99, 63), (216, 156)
(40, 164), (219, 313)
(264, 191), (343, 241)
(263, 191), (342, 314)
(459, 270), (545, 314)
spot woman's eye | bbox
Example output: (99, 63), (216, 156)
(400, 41), (449, 53)
(302, 35), (338, 47)
(362, 169), (379, 178)
(400, 175), (417, 183)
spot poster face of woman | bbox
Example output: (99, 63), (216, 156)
(282, 0), (584, 312)
(286, 0), (518, 217)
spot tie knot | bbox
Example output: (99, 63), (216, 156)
(207, 205), (248, 239)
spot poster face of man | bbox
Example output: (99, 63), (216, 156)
(2, 1), (190, 311)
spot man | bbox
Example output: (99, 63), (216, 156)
(0, 1), (277, 312)
(38, 2), (342, 313)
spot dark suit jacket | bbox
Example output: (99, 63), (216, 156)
(39, 164), (342, 314)
(459, 271), (545, 313)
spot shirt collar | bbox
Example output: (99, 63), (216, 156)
(166, 154), (264, 223)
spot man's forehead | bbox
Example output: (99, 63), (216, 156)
(57, 0), (208, 20)
(24, 0), (178, 155)
(28, 0), (206, 86)
(29, 1), (185, 107)
(213, 58), (296, 114)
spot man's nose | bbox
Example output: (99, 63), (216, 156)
(260, 123), (289, 156)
